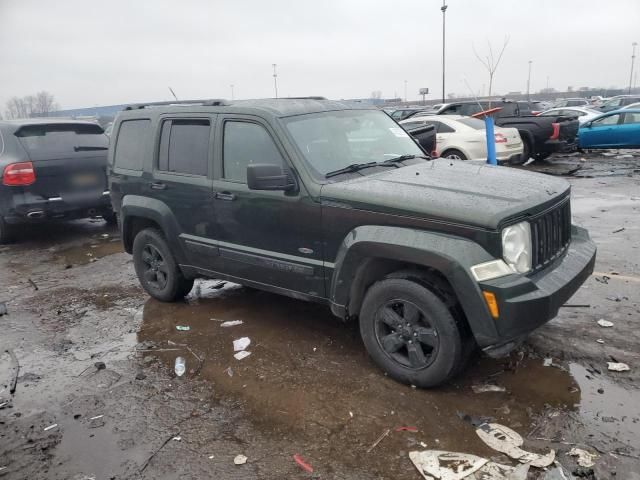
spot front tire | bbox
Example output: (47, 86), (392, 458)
(359, 278), (464, 388)
(133, 228), (194, 302)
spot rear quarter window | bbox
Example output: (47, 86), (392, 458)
(114, 119), (150, 171)
(14, 123), (108, 161)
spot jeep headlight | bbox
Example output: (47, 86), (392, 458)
(502, 221), (532, 274)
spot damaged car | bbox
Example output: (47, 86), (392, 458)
(108, 98), (596, 387)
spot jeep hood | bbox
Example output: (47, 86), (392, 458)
(319, 159), (570, 229)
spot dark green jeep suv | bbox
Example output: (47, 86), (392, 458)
(108, 98), (596, 387)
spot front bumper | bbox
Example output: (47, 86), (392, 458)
(3, 190), (112, 223)
(478, 226), (596, 352)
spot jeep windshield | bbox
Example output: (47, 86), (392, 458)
(283, 110), (424, 179)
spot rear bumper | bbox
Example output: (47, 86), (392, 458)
(540, 139), (577, 154)
(2, 190), (112, 223)
(478, 226), (596, 353)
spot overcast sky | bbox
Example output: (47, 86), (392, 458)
(1, 0), (639, 110)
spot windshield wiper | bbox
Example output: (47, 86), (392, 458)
(325, 162), (379, 178)
(382, 154), (431, 164)
(74, 146), (108, 151)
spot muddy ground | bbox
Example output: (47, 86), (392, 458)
(1, 152), (639, 479)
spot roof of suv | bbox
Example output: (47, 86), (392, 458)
(119, 98), (377, 119)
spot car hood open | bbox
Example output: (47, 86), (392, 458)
(320, 159), (570, 229)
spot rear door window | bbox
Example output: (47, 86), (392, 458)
(15, 123), (108, 161)
(114, 119), (150, 170)
(158, 119), (210, 176)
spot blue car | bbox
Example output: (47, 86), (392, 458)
(578, 109), (640, 149)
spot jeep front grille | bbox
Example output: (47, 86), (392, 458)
(531, 199), (572, 271)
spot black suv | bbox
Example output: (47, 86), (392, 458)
(0, 119), (114, 242)
(108, 98), (596, 387)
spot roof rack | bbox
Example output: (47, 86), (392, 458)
(280, 96), (328, 100)
(123, 99), (229, 110)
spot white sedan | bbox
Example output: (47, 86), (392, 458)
(538, 106), (602, 124)
(400, 115), (523, 163)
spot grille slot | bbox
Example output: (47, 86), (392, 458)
(531, 200), (571, 270)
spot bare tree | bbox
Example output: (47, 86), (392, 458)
(370, 90), (382, 100)
(473, 36), (510, 107)
(4, 91), (59, 119)
(34, 91), (59, 115)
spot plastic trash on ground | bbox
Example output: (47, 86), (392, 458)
(220, 320), (243, 327)
(409, 450), (488, 479)
(471, 384), (506, 393)
(233, 351), (251, 360)
(597, 319), (614, 328)
(234, 454), (247, 465)
(607, 362), (630, 372)
(176, 325), (191, 331)
(475, 423), (555, 468)
(568, 447), (597, 468)
(174, 356), (186, 376)
(233, 337), (251, 351)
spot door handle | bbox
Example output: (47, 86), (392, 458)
(150, 182), (167, 190)
(214, 191), (236, 201)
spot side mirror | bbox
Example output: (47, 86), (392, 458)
(247, 163), (296, 191)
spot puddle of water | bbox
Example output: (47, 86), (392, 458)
(137, 282), (589, 476)
(55, 237), (123, 266)
(570, 363), (640, 450)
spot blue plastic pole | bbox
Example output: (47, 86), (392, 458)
(484, 116), (497, 165)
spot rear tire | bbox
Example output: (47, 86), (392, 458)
(534, 152), (551, 162)
(441, 149), (467, 160)
(0, 216), (14, 244)
(359, 278), (464, 388)
(522, 138), (532, 162)
(133, 228), (194, 302)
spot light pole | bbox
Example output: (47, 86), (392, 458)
(272, 64), (279, 98)
(629, 42), (638, 95)
(230, 84), (235, 101)
(526, 60), (532, 101)
(441, 1), (448, 103)
(404, 80), (407, 102)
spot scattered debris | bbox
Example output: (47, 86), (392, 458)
(476, 423), (555, 468)
(172, 436), (182, 441)
(234, 454), (248, 465)
(94, 361), (106, 371)
(135, 372), (147, 380)
(595, 275), (610, 284)
(367, 428), (391, 453)
(615, 154), (633, 159)
(569, 447), (598, 468)
(293, 454), (314, 473)
(457, 412), (494, 427)
(0, 301), (7, 316)
(409, 450), (488, 479)
(175, 325), (191, 331)
(561, 304), (590, 308)
(140, 433), (178, 473)
(208, 455), (214, 459)
(543, 464), (570, 480)
(174, 357), (186, 377)
(90, 415), (104, 420)
(28, 278), (39, 291)
(597, 319), (614, 328)
(5, 349), (20, 394)
(612, 227), (625, 233)
(220, 320), (243, 327)
(395, 426), (419, 432)
(0, 401), (10, 409)
(233, 337), (251, 351)
(233, 351), (251, 361)
(472, 384), (506, 393)
(607, 362), (630, 372)
(225, 367), (234, 377)
(543, 358), (553, 367)
(44, 424), (58, 431)
(596, 339), (605, 344)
